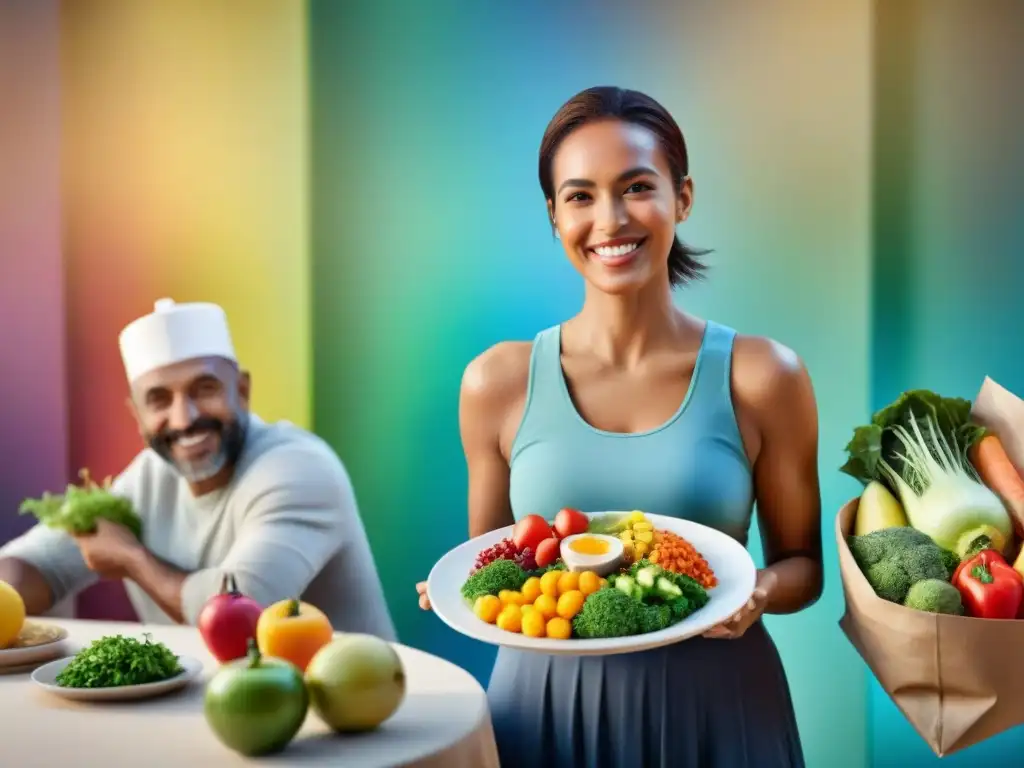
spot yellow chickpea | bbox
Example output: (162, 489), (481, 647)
(496, 605), (522, 633)
(498, 590), (525, 606)
(556, 590), (585, 620)
(540, 570), (562, 598)
(520, 577), (543, 603)
(473, 595), (502, 624)
(533, 594), (558, 620)
(556, 571), (580, 595)
(577, 571), (601, 596)
(521, 610), (546, 638)
(546, 617), (572, 640)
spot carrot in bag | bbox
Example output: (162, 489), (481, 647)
(971, 434), (1024, 539)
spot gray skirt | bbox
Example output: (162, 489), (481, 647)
(486, 621), (804, 768)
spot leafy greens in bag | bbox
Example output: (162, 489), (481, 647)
(840, 390), (1012, 558)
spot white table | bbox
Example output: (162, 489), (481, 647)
(0, 619), (501, 767)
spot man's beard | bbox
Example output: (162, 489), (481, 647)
(147, 412), (249, 483)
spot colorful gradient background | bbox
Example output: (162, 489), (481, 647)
(2, 1), (1022, 765)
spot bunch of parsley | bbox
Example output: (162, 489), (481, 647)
(56, 634), (184, 688)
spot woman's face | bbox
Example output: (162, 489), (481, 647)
(548, 119), (693, 295)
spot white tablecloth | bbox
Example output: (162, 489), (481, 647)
(0, 620), (500, 767)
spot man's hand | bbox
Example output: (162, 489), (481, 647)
(72, 519), (144, 580)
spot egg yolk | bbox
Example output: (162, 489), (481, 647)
(568, 536), (610, 556)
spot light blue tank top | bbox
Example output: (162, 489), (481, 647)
(508, 320), (755, 546)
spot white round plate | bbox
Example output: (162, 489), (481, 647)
(0, 621), (69, 669)
(428, 513), (757, 656)
(31, 655), (204, 701)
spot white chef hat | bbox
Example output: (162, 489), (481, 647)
(118, 298), (237, 383)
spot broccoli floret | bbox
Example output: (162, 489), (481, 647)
(572, 588), (643, 638)
(847, 527), (933, 567)
(460, 559), (527, 601)
(865, 561), (913, 602)
(638, 603), (673, 634)
(848, 527), (955, 603)
(904, 579), (964, 615)
(938, 547), (960, 577)
(530, 562), (566, 578)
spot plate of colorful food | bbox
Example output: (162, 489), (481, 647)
(427, 509), (757, 655)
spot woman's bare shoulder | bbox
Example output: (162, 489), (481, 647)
(460, 341), (534, 411)
(731, 334), (816, 418)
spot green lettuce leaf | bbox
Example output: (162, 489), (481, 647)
(840, 389), (987, 493)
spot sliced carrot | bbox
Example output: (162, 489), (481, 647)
(971, 434), (1024, 535)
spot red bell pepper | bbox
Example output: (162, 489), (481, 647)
(952, 548), (1024, 619)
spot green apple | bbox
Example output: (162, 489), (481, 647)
(204, 639), (308, 756)
(305, 634), (406, 732)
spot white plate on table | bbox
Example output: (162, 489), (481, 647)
(428, 512), (757, 656)
(0, 621), (69, 672)
(31, 655), (204, 702)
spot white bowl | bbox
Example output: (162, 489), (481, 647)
(428, 512), (756, 656)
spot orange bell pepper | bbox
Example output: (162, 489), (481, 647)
(255, 598), (333, 672)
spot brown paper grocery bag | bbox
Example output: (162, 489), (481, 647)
(837, 499), (1024, 756)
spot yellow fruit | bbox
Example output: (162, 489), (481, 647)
(473, 595), (503, 624)
(619, 530), (634, 542)
(633, 542), (649, 557)
(521, 604), (535, 616)
(546, 617), (572, 639)
(496, 606), (522, 633)
(628, 511), (646, 523)
(634, 530), (654, 544)
(522, 610), (546, 638)
(632, 521), (653, 532)
(533, 594), (558, 620)
(521, 577), (542, 603)
(854, 480), (909, 536)
(540, 570), (562, 597)
(498, 590), (525, 606)
(0, 580), (26, 649)
(556, 571), (579, 595)
(556, 590), (585, 620)
(578, 571), (601, 596)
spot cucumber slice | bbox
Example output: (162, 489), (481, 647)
(635, 566), (659, 590)
(656, 576), (683, 600)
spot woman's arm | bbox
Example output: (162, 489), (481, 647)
(460, 342), (530, 538)
(417, 342), (527, 610)
(736, 337), (824, 615)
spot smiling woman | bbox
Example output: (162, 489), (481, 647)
(539, 86), (710, 293)
(417, 86), (822, 768)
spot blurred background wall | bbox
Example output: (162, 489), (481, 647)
(2, 1), (1022, 765)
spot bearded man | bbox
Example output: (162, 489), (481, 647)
(0, 298), (396, 639)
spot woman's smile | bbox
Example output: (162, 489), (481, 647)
(588, 236), (647, 267)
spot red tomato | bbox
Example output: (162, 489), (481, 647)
(554, 508), (589, 539)
(535, 538), (561, 568)
(513, 514), (554, 552)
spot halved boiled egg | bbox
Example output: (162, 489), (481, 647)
(558, 534), (625, 577)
